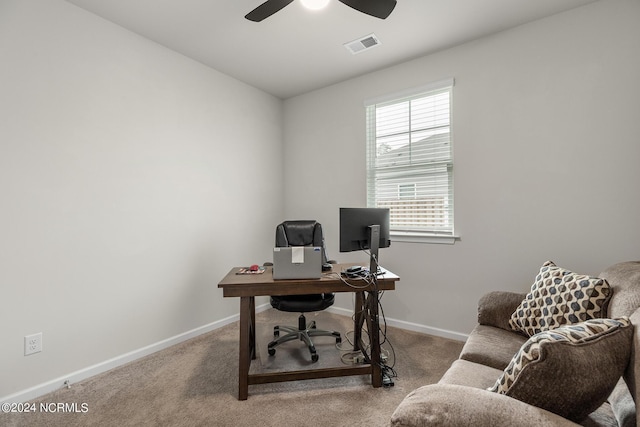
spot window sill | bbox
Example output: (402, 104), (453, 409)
(390, 232), (459, 245)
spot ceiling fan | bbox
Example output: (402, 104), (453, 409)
(245, 0), (397, 22)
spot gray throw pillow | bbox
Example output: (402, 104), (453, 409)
(489, 317), (633, 422)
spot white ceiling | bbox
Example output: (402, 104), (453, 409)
(64, 0), (598, 99)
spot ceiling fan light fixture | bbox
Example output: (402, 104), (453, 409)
(300, 0), (330, 11)
(245, 0), (395, 22)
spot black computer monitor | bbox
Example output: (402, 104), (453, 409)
(339, 208), (390, 275)
(339, 208), (391, 252)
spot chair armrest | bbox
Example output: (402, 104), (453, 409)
(477, 291), (527, 331)
(391, 384), (581, 427)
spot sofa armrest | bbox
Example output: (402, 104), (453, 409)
(390, 384), (581, 427)
(477, 291), (527, 331)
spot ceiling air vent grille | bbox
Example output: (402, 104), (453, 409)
(344, 33), (381, 55)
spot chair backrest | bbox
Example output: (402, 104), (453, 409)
(275, 220), (328, 265)
(271, 221), (333, 306)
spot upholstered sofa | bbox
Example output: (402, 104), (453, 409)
(391, 261), (640, 427)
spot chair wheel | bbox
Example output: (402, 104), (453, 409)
(311, 354), (319, 362)
(274, 331), (279, 337)
(268, 348), (276, 356)
(336, 336), (342, 343)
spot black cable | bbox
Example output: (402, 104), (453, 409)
(337, 258), (397, 383)
(365, 259), (397, 382)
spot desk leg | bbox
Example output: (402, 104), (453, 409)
(353, 291), (365, 352)
(368, 290), (382, 388)
(250, 296), (256, 360)
(354, 290), (381, 387)
(238, 296), (254, 400)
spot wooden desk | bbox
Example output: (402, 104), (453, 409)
(218, 263), (399, 400)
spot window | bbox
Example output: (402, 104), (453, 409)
(365, 78), (454, 242)
(398, 183), (416, 199)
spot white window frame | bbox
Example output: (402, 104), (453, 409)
(365, 78), (457, 244)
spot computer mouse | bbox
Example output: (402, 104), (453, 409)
(249, 264), (260, 271)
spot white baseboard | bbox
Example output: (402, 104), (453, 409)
(1, 303), (272, 404)
(3, 303), (465, 404)
(327, 306), (469, 342)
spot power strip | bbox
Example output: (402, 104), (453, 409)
(382, 375), (394, 387)
(352, 354), (387, 365)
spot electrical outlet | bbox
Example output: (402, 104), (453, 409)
(24, 333), (42, 356)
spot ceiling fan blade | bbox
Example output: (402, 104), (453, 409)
(339, 0), (397, 19)
(245, 0), (295, 22)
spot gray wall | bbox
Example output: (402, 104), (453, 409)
(0, 0), (283, 398)
(282, 0), (640, 337)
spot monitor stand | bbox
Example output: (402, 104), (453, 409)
(367, 225), (380, 277)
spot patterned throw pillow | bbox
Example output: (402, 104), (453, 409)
(509, 261), (612, 337)
(488, 318), (633, 422)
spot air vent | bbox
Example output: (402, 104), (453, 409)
(344, 33), (381, 55)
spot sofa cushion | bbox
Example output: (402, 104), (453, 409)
(598, 261), (640, 418)
(439, 359), (505, 389)
(488, 317), (633, 422)
(391, 384), (584, 427)
(608, 378), (636, 427)
(600, 261), (640, 319)
(478, 291), (528, 331)
(459, 324), (528, 370)
(583, 402), (622, 427)
(624, 309), (640, 418)
(509, 261), (612, 337)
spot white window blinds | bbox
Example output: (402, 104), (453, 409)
(365, 79), (454, 237)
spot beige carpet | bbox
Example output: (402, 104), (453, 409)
(1, 309), (463, 427)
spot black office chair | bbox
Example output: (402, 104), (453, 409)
(267, 220), (341, 362)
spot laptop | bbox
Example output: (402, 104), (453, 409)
(272, 246), (323, 280)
